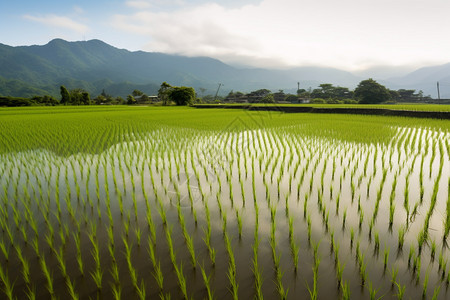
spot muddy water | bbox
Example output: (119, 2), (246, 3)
(0, 126), (449, 299)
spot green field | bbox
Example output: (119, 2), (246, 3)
(198, 103), (450, 112)
(0, 106), (449, 299)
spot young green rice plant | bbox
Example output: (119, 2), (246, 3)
(251, 241), (263, 299)
(111, 282), (122, 300)
(91, 249), (103, 291)
(398, 226), (405, 251)
(394, 281), (405, 299)
(413, 256), (421, 282)
(66, 277), (79, 300)
(431, 285), (440, 300)
(359, 209), (364, 230)
(16, 247), (30, 285)
(374, 231), (380, 252)
(306, 241), (320, 300)
(422, 271), (429, 299)
(0, 259), (16, 300)
(342, 207), (347, 228)
(367, 281), (381, 300)
(184, 234), (197, 270)
(134, 227), (142, 247)
(236, 209), (243, 239)
(304, 212), (312, 243)
(40, 255), (55, 298)
(55, 247), (67, 279)
(430, 239), (436, 261)
(340, 280), (350, 300)
(0, 239), (9, 262)
(200, 264), (214, 300)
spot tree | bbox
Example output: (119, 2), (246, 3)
(158, 82), (173, 105)
(273, 90), (285, 102)
(261, 94), (275, 103)
(132, 90), (144, 97)
(311, 84), (352, 100)
(81, 92), (91, 105)
(354, 79), (391, 104)
(285, 94), (299, 103)
(60, 86), (71, 105)
(247, 89), (271, 103)
(168, 86), (196, 106)
(127, 95), (136, 105)
(70, 89), (89, 105)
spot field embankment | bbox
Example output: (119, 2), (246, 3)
(193, 104), (450, 119)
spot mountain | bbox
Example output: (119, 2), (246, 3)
(0, 39), (361, 98)
(0, 39), (449, 99)
(386, 63), (450, 98)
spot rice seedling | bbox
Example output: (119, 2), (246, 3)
(398, 226), (406, 251)
(200, 264), (214, 300)
(66, 277), (79, 300)
(306, 241), (320, 300)
(0, 263), (15, 300)
(431, 286), (440, 300)
(40, 255), (55, 298)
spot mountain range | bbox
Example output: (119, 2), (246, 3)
(0, 38), (449, 98)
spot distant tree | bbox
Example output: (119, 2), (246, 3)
(297, 88), (306, 96)
(311, 84), (352, 99)
(115, 96), (125, 105)
(132, 90), (144, 97)
(285, 94), (299, 103)
(94, 95), (106, 105)
(169, 86), (196, 106)
(388, 90), (400, 101)
(32, 95), (59, 106)
(247, 89), (271, 103)
(397, 89), (416, 101)
(127, 95), (136, 105)
(70, 89), (89, 105)
(354, 79), (391, 104)
(158, 82), (173, 105)
(261, 94), (275, 103)
(311, 98), (326, 104)
(273, 90), (285, 102)
(60, 86), (71, 105)
(81, 92), (91, 105)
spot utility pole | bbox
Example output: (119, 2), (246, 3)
(437, 81), (440, 101)
(214, 83), (223, 101)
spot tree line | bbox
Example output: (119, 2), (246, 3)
(0, 78), (432, 107)
(222, 79), (431, 105)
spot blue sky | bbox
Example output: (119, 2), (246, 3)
(2, 0), (450, 71)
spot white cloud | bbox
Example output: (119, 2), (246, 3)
(24, 14), (89, 34)
(125, 1), (153, 9)
(73, 6), (85, 14)
(112, 0), (450, 70)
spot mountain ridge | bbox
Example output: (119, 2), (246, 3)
(0, 39), (449, 98)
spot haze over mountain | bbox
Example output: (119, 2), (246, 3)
(0, 39), (449, 98)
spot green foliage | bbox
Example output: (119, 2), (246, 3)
(168, 86), (196, 106)
(60, 86), (71, 104)
(310, 98), (326, 104)
(311, 83), (353, 99)
(127, 95), (136, 105)
(354, 78), (391, 104)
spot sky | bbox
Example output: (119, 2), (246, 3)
(2, 0), (450, 71)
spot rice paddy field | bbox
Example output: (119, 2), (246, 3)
(0, 106), (449, 299)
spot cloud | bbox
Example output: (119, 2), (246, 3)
(24, 14), (89, 34)
(112, 0), (450, 70)
(125, 0), (186, 9)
